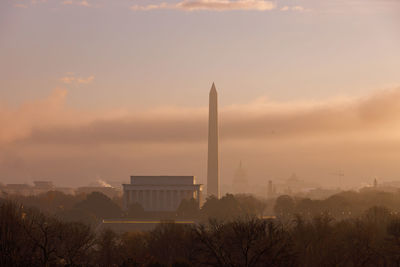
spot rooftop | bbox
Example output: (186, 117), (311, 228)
(129, 176), (197, 185)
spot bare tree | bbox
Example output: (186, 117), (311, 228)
(56, 221), (95, 266)
(192, 217), (295, 267)
(22, 210), (61, 266)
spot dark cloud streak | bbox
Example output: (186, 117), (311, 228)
(15, 87), (400, 145)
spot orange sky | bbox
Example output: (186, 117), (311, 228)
(1, 0), (400, 190)
(2, 86), (400, 189)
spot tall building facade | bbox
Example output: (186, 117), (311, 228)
(207, 83), (220, 198)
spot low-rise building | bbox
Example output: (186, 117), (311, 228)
(123, 176), (202, 212)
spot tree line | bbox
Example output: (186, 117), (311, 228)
(274, 189), (400, 221)
(3, 189), (400, 266)
(5, 191), (267, 224)
(3, 199), (400, 266)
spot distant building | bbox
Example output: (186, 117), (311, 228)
(75, 186), (120, 199)
(4, 184), (32, 195)
(304, 187), (341, 199)
(123, 176), (202, 212)
(33, 181), (54, 189)
(267, 180), (275, 198)
(54, 187), (75, 195)
(0, 181), (59, 196)
(232, 161), (248, 194)
(1, 181), (72, 196)
(31, 181), (55, 195)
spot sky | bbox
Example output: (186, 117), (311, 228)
(0, 0), (400, 190)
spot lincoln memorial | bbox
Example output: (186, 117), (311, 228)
(122, 176), (203, 212)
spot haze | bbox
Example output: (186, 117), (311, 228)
(1, 0), (400, 190)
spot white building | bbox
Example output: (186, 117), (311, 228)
(123, 176), (202, 212)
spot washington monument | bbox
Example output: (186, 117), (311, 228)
(207, 82), (220, 198)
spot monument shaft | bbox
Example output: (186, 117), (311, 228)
(207, 83), (220, 198)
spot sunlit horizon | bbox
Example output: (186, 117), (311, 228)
(1, 0), (400, 190)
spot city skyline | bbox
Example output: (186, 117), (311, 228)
(2, 83), (400, 189)
(2, 1), (400, 265)
(1, 0), (400, 189)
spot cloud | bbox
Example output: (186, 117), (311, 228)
(0, 88), (70, 145)
(13, 0), (47, 8)
(77, 75), (95, 84)
(31, 0), (48, 4)
(131, 0), (276, 11)
(280, 5), (307, 12)
(292, 6), (305, 11)
(14, 3), (28, 8)
(2, 86), (400, 187)
(62, 0), (91, 7)
(2, 86), (400, 147)
(60, 74), (95, 85)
